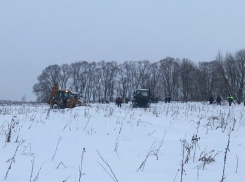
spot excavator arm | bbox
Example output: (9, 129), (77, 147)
(48, 83), (59, 108)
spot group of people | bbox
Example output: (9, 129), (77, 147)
(98, 97), (122, 107)
(100, 94), (238, 107)
(98, 98), (109, 104)
(209, 94), (234, 106)
(164, 96), (171, 103)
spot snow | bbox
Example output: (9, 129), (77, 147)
(0, 102), (244, 182)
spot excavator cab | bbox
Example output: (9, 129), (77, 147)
(56, 90), (71, 106)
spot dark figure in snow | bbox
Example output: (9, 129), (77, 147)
(101, 99), (104, 104)
(116, 97), (122, 107)
(164, 97), (168, 103)
(227, 94), (234, 106)
(167, 96), (171, 103)
(98, 99), (100, 103)
(216, 95), (221, 105)
(209, 96), (214, 104)
(106, 99), (109, 104)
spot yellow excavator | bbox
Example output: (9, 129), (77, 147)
(47, 83), (77, 109)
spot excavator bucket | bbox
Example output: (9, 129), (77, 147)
(48, 83), (59, 107)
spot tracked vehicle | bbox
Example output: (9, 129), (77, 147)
(132, 89), (151, 108)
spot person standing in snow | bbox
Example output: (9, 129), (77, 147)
(209, 96), (214, 104)
(227, 94), (234, 106)
(116, 97), (122, 107)
(216, 95), (221, 105)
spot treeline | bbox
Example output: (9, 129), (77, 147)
(33, 49), (245, 103)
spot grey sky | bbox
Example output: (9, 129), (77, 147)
(1, 0), (245, 101)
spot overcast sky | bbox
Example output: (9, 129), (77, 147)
(0, 0), (245, 101)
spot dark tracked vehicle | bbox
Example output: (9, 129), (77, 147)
(132, 89), (151, 108)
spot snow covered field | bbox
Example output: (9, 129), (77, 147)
(0, 102), (244, 182)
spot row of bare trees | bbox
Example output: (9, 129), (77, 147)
(33, 49), (245, 103)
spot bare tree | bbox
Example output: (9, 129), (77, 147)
(216, 49), (245, 103)
(198, 61), (214, 100)
(60, 64), (71, 90)
(33, 48), (245, 103)
(137, 60), (151, 88)
(179, 59), (197, 102)
(69, 61), (83, 92)
(159, 57), (180, 100)
(99, 61), (118, 101)
(33, 65), (61, 102)
(149, 62), (160, 98)
(233, 49), (245, 103)
(86, 62), (98, 101)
